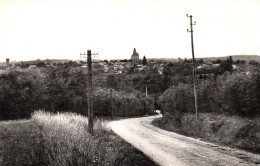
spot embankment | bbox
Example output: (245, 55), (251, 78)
(152, 113), (260, 154)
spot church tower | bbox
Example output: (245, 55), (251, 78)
(131, 48), (139, 66)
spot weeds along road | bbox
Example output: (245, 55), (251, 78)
(108, 114), (260, 166)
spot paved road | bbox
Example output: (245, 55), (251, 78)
(108, 115), (260, 166)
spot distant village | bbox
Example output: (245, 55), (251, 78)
(0, 48), (165, 74)
(0, 48), (259, 77)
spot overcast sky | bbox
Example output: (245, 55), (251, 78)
(0, 0), (260, 62)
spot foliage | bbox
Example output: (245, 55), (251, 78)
(106, 74), (118, 90)
(0, 70), (46, 120)
(0, 67), (155, 120)
(142, 56), (147, 65)
(158, 71), (259, 117)
(217, 72), (259, 116)
(249, 60), (259, 66)
(94, 88), (154, 116)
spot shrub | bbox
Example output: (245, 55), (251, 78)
(158, 83), (194, 116)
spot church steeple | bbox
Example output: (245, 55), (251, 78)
(133, 48), (137, 54)
(131, 48), (139, 66)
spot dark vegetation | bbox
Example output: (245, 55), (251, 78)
(0, 66), (157, 120)
(158, 70), (259, 117)
(0, 56), (259, 120)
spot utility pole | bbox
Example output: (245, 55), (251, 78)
(110, 88), (114, 120)
(146, 86), (148, 98)
(187, 14), (199, 121)
(144, 86), (147, 115)
(80, 50), (98, 135)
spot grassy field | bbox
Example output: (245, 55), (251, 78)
(0, 119), (45, 165)
(0, 111), (157, 166)
(152, 113), (260, 154)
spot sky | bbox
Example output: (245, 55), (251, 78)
(0, 0), (260, 62)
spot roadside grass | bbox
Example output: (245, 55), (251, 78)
(152, 113), (260, 154)
(0, 111), (157, 166)
(0, 120), (45, 165)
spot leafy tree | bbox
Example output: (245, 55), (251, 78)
(167, 63), (174, 68)
(249, 60), (259, 66)
(215, 59), (222, 64)
(36, 62), (46, 68)
(120, 59), (128, 62)
(106, 74), (118, 90)
(158, 71), (259, 117)
(142, 56), (147, 65)
(198, 59), (204, 64)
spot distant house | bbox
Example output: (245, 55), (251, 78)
(124, 62), (132, 69)
(103, 65), (109, 73)
(157, 64), (164, 75)
(213, 64), (220, 67)
(232, 64), (237, 69)
(205, 61), (214, 65)
(114, 62), (120, 71)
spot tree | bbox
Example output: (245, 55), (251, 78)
(142, 56), (147, 65)
(106, 74), (118, 90)
(198, 59), (204, 64)
(167, 63), (174, 68)
(36, 62), (46, 68)
(235, 59), (241, 64)
(249, 60), (259, 66)
(120, 59), (128, 62)
(215, 59), (222, 64)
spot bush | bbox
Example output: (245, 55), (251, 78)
(158, 83), (194, 116)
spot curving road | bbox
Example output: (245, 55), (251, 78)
(108, 114), (260, 166)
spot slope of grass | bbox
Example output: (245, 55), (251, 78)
(0, 111), (157, 166)
(152, 113), (260, 154)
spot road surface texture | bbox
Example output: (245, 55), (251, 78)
(108, 115), (260, 166)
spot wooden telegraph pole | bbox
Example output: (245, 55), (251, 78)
(80, 50), (98, 135)
(187, 14), (199, 121)
(110, 88), (114, 120)
(144, 86), (147, 115)
(146, 86), (148, 98)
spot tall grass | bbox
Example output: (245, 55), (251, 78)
(32, 111), (99, 165)
(31, 111), (157, 166)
